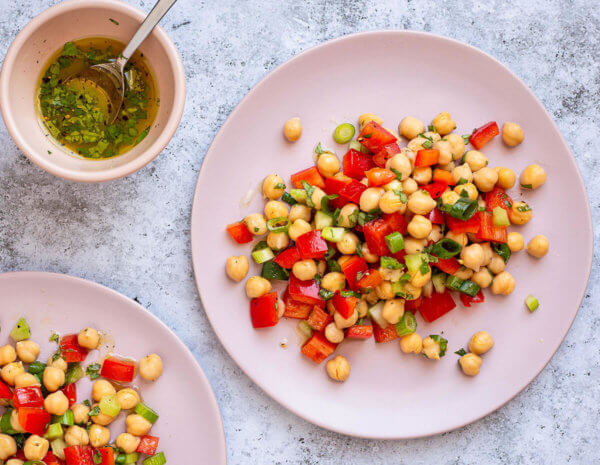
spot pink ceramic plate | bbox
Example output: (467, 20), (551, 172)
(0, 272), (226, 462)
(191, 31), (592, 438)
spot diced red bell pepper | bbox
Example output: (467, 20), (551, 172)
(476, 211), (508, 243)
(485, 186), (513, 212)
(291, 166), (326, 189)
(301, 332), (337, 364)
(346, 325), (374, 339)
(295, 230), (328, 259)
(421, 181), (448, 200)
(64, 446), (94, 465)
(415, 149), (440, 167)
(338, 179), (368, 204)
(460, 290), (485, 307)
(282, 288), (313, 319)
(373, 143), (400, 167)
(59, 335), (89, 363)
(306, 306), (332, 332)
(250, 291), (280, 328)
(61, 383), (77, 407)
(0, 380), (12, 399)
(43, 450), (63, 465)
(95, 447), (115, 465)
(356, 269), (384, 292)
(383, 212), (408, 234)
(342, 149), (375, 179)
(226, 221), (253, 244)
(445, 212), (481, 234)
(13, 386), (44, 408)
(427, 208), (445, 225)
(365, 168), (396, 187)
(340, 256), (368, 291)
(433, 169), (455, 185)
(288, 275), (324, 307)
(405, 299), (422, 312)
(419, 290), (457, 323)
(391, 249), (407, 263)
(372, 321), (398, 343)
(331, 292), (358, 319)
(18, 407), (50, 435)
(324, 176), (351, 208)
(100, 357), (136, 383)
(273, 246), (301, 268)
(136, 435), (159, 456)
(363, 218), (391, 257)
(431, 256), (462, 275)
(357, 121), (397, 153)
(469, 121), (499, 149)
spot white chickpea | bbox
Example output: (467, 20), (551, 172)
(473, 167), (498, 193)
(491, 271), (516, 295)
(324, 323), (344, 344)
(402, 177), (418, 195)
(264, 200), (288, 220)
(267, 231), (289, 251)
(507, 232), (525, 252)
(262, 174), (285, 199)
(379, 191), (406, 214)
(76, 327), (99, 350)
(47, 356), (67, 372)
(336, 203), (358, 228)
(0, 345), (17, 366)
(71, 404), (90, 424)
(398, 116), (424, 139)
(520, 164), (546, 189)
(139, 353), (163, 381)
(407, 215), (432, 239)
(337, 232), (359, 255)
(423, 131), (441, 142)
(10, 410), (24, 433)
(412, 166), (432, 185)
(527, 235), (549, 258)
(363, 289), (379, 305)
(310, 187), (327, 210)
(92, 379), (116, 402)
(359, 113), (383, 130)
(422, 336), (443, 360)
(334, 309), (358, 329)
(0, 434), (17, 460)
(454, 182), (478, 201)
(283, 117), (302, 142)
(386, 153), (412, 180)
(427, 225), (443, 243)
(326, 355), (351, 382)
(14, 340), (40, 364)
(243, 213), (267, 235)
(480, 242), (492, 267)
(495, 167), (516, 189)
(359, 187), (384, 212)
(317, 153), (340, 178)
(433, 139), (453, 165)
(469, 331), (494, 355)
(14, 372), (40, 388)
(321, 272), (345, 292)
(361, 243), (379, 263)
(502, 122), (524, 147)
(43, 391), (69, 416)
(464, 150), (488, 172)
(445, 133), (465, 160)
(126, 414), (153, 436)
(6, 460), (24, 465)
(225, 255), (249, 282)
(89, 424), (111, 448)
(445, 230), (468, 247)
(459, 353), (482, 376)
(410, 267), (431, 288)
(404, 237), (427, 255)
(379, 265), (402, 282)
(65, 426), (89, 447)
(488, 254), (506, 274)
(117, 388), (140, 410)
(90, 404), (114, 426)
(382, 299), (405, 325)
(288, 219), (312, 241)
(407, 190), (436, 215)
(245, 276), (272, 299)
(440, 190), (459, 206)
(116, 433), (140, 454)
(509, 201), (533, 225)
(407, 136), (428, 153)
(292, 260), (318, 281)
(288, 204), (311, 223)
(356, 300), (368, 318)
(23, 435), (49, 462)
(400, 333), (423, 354)
(460, 243), (484, 272)
(1, 362), (24, 386)
(431, 112), (456, 135)
(472, 269), (493, 289)
(383, 179), (402, 192)
(451, 164), (473, 185)
(454, 266), (473, 280)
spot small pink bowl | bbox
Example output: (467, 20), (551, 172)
(0, 0), (185, 182)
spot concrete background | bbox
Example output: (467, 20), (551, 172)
(1, 0), (598, 463)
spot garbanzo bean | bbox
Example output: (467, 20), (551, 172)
(288, 204), (311, 223)
(464, 150), (488, 172)
(126, 414), (153, 436)
(116, 433), (140, 454)
(472, 269), (493, 289)
(410, 267), (431, 288)
(491, 271), (516, 295)
(495, 167), (516, 189)
(64, 425), (89, 446)
(445, 230), (467, 247)
(359, 113), (383, 130)
(23, 435), (48, 461)
(407, 190), (436, 215)
(310, 187), (327, 210)
(10, 410), (24, 433)
(243, 213), (267, 235)
(400, 333), (423, 354)
(47, 356), (67, 372)
(0, 434), (17, 460)
(0, 346), (16, 366)
(509, 201), (533, 225)
(283, 117), (302, 142)
(288, 219), (311, 241)
(468, 331), (494, 355)
(15, 340), (40, 363)
(89, 424), (111, 448)
(139, 353), (163, 381)
(488, 254), (506, 274)
(398, 116), (424, 139)
(267, 231), (289, 251)
(334, 309), (358, 329)
(382, 299), (405, 325)
(116, 389), (140, 410)
(375, 281), (395, 300)
(459, 353), (482, 376)
(292, 260), (318, 281)
(356, 300), (368, 318)
(404, 237), (427, 255)
(473, 167), (498, 192)
(245, 276), (272, 299)
(316, 153), (340, 178)
(454, 182), (478, 200)
(225, 255), (249, 282)
(454, 266), (474, 280)
(92, 380), (116, 402)
(379, 191), (406, 214)
(324, 322), (344, 344)
(440, 190), (460, 206)
(336, 203), (358, 228)
(14, 372), (40, 388)
(427, 225), (443, 243)
(361, 243), (379, 263)
(337, 231), (359, 255)
(359, 187), (384, 212)
(1, 362), (24, 386)
(412, 166), (432, 185)
(326, 355), (350, 382)
(321, 272), (345, 292)
(71, 404), (90, 424)
(422, 336), (443, 360)
(452, 164), (473, 185)
(407, 215), (432, 239)
(433, 139), (453, 165)
(445, 133), (465, 160)
(502, 122), (524, 147)
(461, 243), (484, 272)
(507, 232), (525, 252)
(431, 112), (456, 135)
(527, 235), (549, 258)
(78, 328), (100, 350)
(520, 164), (546, 189)
(262, 174), (285, 199)
(386, 153), (412, 180)
(43, 391), (69, 416)
(402, 177), (418, 195)
(264, 200), (288, 220)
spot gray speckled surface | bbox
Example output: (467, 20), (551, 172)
(1, 0), (599, 463)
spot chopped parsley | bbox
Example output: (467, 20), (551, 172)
(85, 363), (101, 380)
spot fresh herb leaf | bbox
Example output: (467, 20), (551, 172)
(455, 348), (467, 356)
(390, 167), (403, 181)
(319, 288), (334, 300)
(275, 183), (286, 190)
(517, 203), (531, 212)
(399, 273), (411, 283)
(301, 180), (316, 207)
(355, 242), (363, 257)
(457, 177), (468, 185)
(49, 332), (60, 343)
(89, 406), (100, 417)
(462, 134), (470, 145)
(381, 256), (402, 269)
(422, 139), (433, 149)
(521, 183), (533, 189)
(428, 125), (435, 131)
(85, 363), (102, 380)
(83, 399), (91, 407)
(340, 290), (362, 298)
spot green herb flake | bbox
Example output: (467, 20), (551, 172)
(517, 203), (532, 212)
(521, 183), (533, 189)
(85, 363), (102, 380)
(455, 348), (467, 356)
(89, 406), (100, 417)
(49, 332), (60, 343)
(109, 18), (120, 25)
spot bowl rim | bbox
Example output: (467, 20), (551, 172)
(0, 0), (186, 183)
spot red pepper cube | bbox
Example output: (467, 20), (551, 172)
(95, 447), (115, 465)
(18, 407), (51, 435)
(405, 299), (422, 313)
(13, 386), (44, 409)
(59, 334), (89, 363)
(415, 149), (440, 167)
(433, 168), (455, 186)
(0, 380), (12, 400)
(426, 208), (445, 225)
(250, 291), (280, 328)
(476, 211), (508, 243)
(290, 166), (326, 189)
(64, 445), (95, 465)
(419, 290), (457, 323)
(373, 143), (400, 167)
(288, 275), (324, 307)
(338, 179), (368, 204)
(362, 219), (391, 257)
(305, 306), (332, 332)
(273, 246), (301, 269)
(445, 211), (480, 234)
(340, 256), (368, 291)
(226, 221), (253, 244)
(485, 186), (513, 212)
(356, 269), (383, 292)
(301, 332), (337, 364)
(372, 321), (399, 343)
(431, 256), (462, 275)
(345, 325), (373, 339)
(460, 290), (485, 307)
(383, 212), (408, 234)
(365, 168), (396, 187)
(42, 451), (63, 465)
(61, 383), (77, 406)
(469, 121), (499, 149)
(357, 121), (397, 153)
(100, 357), (136, 383)
(282, 288), (313, 319)
(295, 230), (328, 260)
(342, 149), (375, 179)
(420, 181), (448, 200)
(136, 435), (160, 455)
(331, 292), (358, 319)
(324, 176), (351, 209)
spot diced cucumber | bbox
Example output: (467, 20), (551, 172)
(251, 247), (275, 264)
(404, 254), (422, 273)
(289, 189), (307, 204)
(51, 438), (67, 460)
(525, 294), (539, 312)
(367, 302), (387, 329)
(143, 452), (167, 465)
(10, 317), (31, 341)
(297, 321), (313, 341)
(314, 211), (334, 230)
(45, 422), (64, 440)
(431, 272), (447, 293)
(493, 206), (510, 226)
(99, 394), (121, 417)
(321, 227), (345, 243)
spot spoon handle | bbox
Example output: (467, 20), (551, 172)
(118, 0), (178, 66)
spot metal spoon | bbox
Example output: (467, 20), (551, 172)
(66, 0), (178, 124)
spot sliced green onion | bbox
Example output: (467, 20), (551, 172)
(459, 280), (480, 297)
(367, 302), (387, 328)
(0, 410), (17, 434)
(445, 275), (464, 291)
(385, 232), (405, 253)
(431, 272), (447, 293)
(28, 361), (46, 375)
(492, 242), (511, 263)
(380, 256), (403, 269)
(321, 226), (345, 243)
(51, 438), (67, 461)
(143, 452), (166, 465)
(266, 217), (290, 233)
(99, 394), (121, 417)
(318, 288), (334, 300)
(289, 189), (307, 204)
(395, 312), (417, 337)
(448, 197), (478, 220)
(301, 181), (316, 207)
(429, 335), (448, 357)
(44, 422), (64, 440)
(251, 247), (275, 264)
(525, 294), (539, 312)
(261, 260), (289, 281)
(65, 363), (84, 384)
(281, 192), (297, 205)
(333, 123), (356, 144)
(297, 321), (313, 340)
(492, 206), (510, 226)
(348, 140), (362, 152)
(404, 253), (422, 273)
(135, 402), (159, 423)
(10, 317), (31, 341)
(314, 211), (334, 230)
(124, 452), (140, 464)
(431, 238), (462, 258)
(52, 410), (74, 426)
(116, 453), (126, 465)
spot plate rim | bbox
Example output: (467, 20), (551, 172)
(191, 29), (594, 439)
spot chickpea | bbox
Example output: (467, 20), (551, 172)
(76, 327), (99, 350)
(491, 271), (516, 295)
(324, 322), (344, 344)
(412, 166), (433, 185)
(386, 153), (412, 180)
(445, 230), (468, 247)
(402, 177), (418, 195)
(379, 191), (406, 214)
(245, 276), (272, 299)
(452, 164), (473, 185)
(453, 182), (478, 201)
(6, 460), (24, 465)
(0, 345), (16, 366)
(472, 269), (493, 289)
(404, 237), (427, 255)
(335, 203), (357, 228)
(337, 231), (359, 255)
(509, 201), (533, 225)
(459, 353), (482, 376)
(398, 116), (424, 139)
(488, 254), (506, 274)
(44, 391), (69, 416)
(289, 205), (312, 223)
(334, 309), (358, 329)
(422, 336), (443, 360)
(90, 380), (115, 403)
(126, 414), (153, 436)
(527, 234), (549, 258)
(507, 232), (525, 252)
(117, 388), (140, 410)
(427, 225), (443, 243)
(423, 131), (441, 142)
(139, 353), (163, 381)
(337, 255), (352, 267)
(266, 231), (289, 251)
(363, 289), (379, 305)
(310, 187), (327, 210)
(469, 331), (494, 355)
(316, 260), (326, 275)
(445, 133), (465, 160)
(407, 215), (432, 239)
(495, 167), (516, 189)
(375, 281), (395, 300)
(71, 404), (90, 424)
(90, 404), (114, 426)
(359, 113), (383, 130)
(502, 122), (524, 146)
(14, 372), (40, 388)
(14, 340), (40, 364)
(379, 266), (402, 282)
(440, 190), (459, 206)
(116, 433), (140, 454)
(1, 362), (24, 386)
(460, 243), (484, 272)
(473, 167), (498, 193)
(244, 213), (268, 235)
(0, 434), (17, 460)
(454, 266), (474, 280)
(65, 425), (89, 446)
(361, 243), (379, 263)
(47, 356), (67, 372)
(407, 190), (436, 215)
(356, 300), (368, 318)
(283, 117), (302, 142)
(411, 266), (432, 288)
(23, 435), (49, 461)
(292, 260), (318, 281)
(479, 242), (492, 267)
(225, 255), (249, 282)
(382, 299), (405, 325)
(262, 174), (285, 200)
(359, 187), (384, 212)
(326, 355), (350, 382)
(288, 219), (312, 241)
(320, 272), (344, 292)
(407, 136), (428, 153)
(431, 139), (452, 165)
(10, 410), (25, 433)
(317, 153), (340, 178)
(400, 333), (423, 354)
(520, 164), (546, 189)
(263, 201), (288, 221)
(89, 424), (111, 448)
(464, 150), (488, 172)
(431, 112), (456, 135)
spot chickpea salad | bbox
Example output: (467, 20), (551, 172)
(0, 318), (166, 465)
(225, 112), (548, 382)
